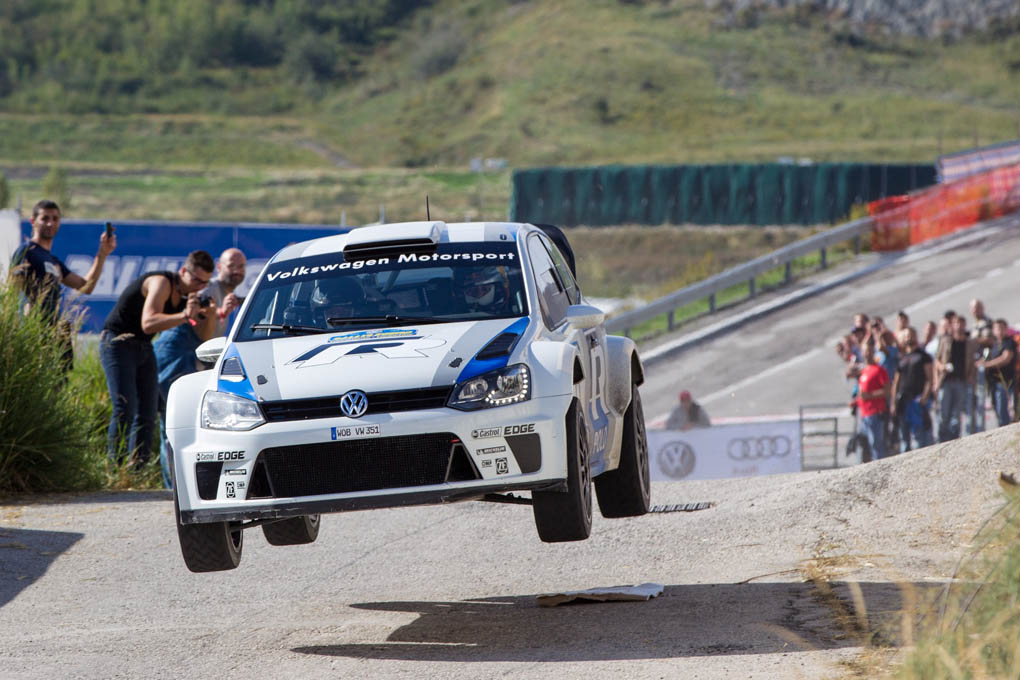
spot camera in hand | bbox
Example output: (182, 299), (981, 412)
(198, 295), (213, 308)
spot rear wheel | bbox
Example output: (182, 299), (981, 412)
(262, 515), (320, 546)
(533, 400), (592, 542)
(595, 384), (650, 517)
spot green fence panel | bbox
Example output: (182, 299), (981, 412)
(727, 163), (752, 225)
(753, 164), (780, 225)
(509, 162), (936, 226)
(646, 165), (674, 225)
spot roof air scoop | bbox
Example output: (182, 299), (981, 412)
(342, 221), (444, 259)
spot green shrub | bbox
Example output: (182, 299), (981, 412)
(41, 166), (71, 213)
(0, 283), (99, 491)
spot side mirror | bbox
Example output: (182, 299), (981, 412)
(196, 336), (228, 364)
(565, 304), (605, 330)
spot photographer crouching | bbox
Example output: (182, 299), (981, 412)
(100, 250), (215, 475)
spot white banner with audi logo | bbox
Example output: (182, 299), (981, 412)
(647, 421), (802, 481)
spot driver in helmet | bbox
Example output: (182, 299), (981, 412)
(459, 266), (510, 314)
(311, 276), (365, 324)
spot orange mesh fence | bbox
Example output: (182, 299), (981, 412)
(868, 163), (1020, 252)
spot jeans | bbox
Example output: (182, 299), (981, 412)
(859, 413), (887, 460)
(100, 331), (159, 466)
(153, 324), (203, 489)
(989, 381), (1014, 428)
(898, 397), (934, 453)
(938, 379), (971, 442)
(972, 368), (986, 434)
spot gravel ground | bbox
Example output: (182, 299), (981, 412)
(2, 422), (1017, 680)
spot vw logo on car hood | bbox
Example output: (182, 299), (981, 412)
(340, 390), (369, 418)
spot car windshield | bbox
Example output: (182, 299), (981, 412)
(235, 241), (527, 341)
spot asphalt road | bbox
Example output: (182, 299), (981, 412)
(3, 217), (1020, 679)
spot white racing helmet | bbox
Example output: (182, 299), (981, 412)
(459, 266), (508, 311)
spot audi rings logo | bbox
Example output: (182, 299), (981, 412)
(726, 436), (792, 461)
(339, 390), (369, 418)
(657, 441), (696, 480)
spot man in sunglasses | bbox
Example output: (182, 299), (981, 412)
(100, 250), (214, 469)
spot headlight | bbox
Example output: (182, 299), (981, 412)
(201, 391), (265, 430)
(448, 364), (531, 411)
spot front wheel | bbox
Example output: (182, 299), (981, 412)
(595, 384), (650, 517)
(262, 515), (320, 546)
(532, 400), (592, 542)
(176, 515), (244, 573)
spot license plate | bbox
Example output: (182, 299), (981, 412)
(331, 424), (381, 440)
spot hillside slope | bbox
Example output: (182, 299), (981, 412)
(0, 0), (1018, 170)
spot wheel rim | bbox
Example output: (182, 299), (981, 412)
(578, 408), (592, 519)
(634, 392), (650, 500)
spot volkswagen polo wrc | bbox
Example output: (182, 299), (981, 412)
(166, 221), (649, 572)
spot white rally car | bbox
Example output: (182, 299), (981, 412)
(167, 221), (649, 572)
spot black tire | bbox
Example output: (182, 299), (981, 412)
(532, 400), (592, 542)
(176, 515), (243, 573)
(172, 445), (243, 573)
(595, 384), (650, 518)
(262, 515), (320, 546)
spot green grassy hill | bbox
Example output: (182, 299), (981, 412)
(0, 0), (1017, 288)
(2, 0), (1018, 171)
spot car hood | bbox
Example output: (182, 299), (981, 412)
(226, 319), (527, 402)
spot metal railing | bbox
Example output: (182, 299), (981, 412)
(799, 403), (858, 470)
(604, 216), (874, 337)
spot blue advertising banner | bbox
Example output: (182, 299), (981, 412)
(17, 219), (348, 332)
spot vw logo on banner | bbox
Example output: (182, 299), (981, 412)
(726, 436), (792, 461)
(657, 441), (696, 480)
(339, 390), (369, 418)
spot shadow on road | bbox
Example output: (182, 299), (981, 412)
(294, 580), (934, 661)
(0, 527), (83, 609)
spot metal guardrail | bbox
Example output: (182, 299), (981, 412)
(604, 216), (874, 337)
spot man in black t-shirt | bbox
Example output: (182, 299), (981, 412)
(9, 199), (116, 370)
(891, 327), (934, 452)
(100, 250), (213, 468)
(977, 319), (1016, 428)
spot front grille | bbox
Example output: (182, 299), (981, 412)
(261, 386), (452, 423)
(257, 433), (460, 497)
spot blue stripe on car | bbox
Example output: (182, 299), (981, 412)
(456, 317), (529, 382)
(216, 344), (258, 402)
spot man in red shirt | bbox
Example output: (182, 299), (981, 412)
(852, 340), (891, 460)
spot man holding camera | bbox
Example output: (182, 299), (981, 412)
(152, 248), (245, 488)
(101, 250), (214, 472)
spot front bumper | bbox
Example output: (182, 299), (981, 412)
(169, 395), (571, 524)
(179, 479), (565, 524)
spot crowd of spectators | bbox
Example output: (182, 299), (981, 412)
(835, 300), (1017, 460)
